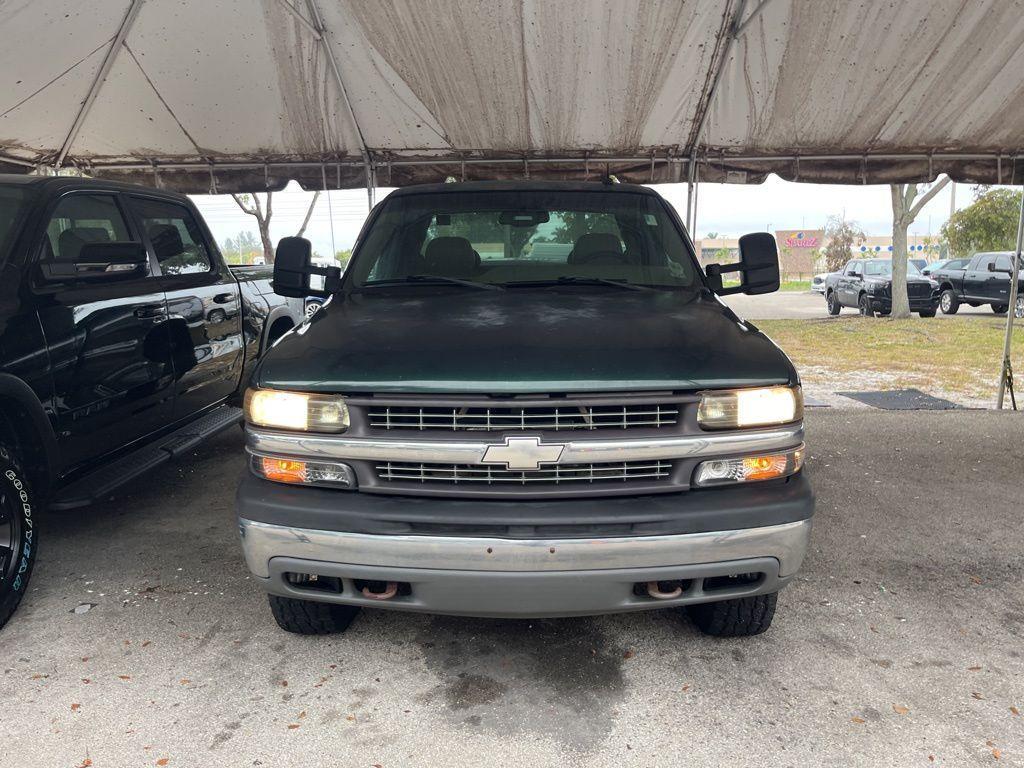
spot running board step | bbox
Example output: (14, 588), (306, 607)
(50, 406), (242, 510)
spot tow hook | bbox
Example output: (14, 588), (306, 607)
(646, 580), (683, 600)
(361, 581), (399, 600)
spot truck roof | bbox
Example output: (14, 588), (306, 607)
(386, 179), (660, 197)
(0, 173), (191, 200)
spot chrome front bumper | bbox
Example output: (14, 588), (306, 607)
(238, 517), (812, 618)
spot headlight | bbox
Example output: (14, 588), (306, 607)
(244, 388), (349, 432)
(693, 446), (804, 487)
(697, 386), (802, 430)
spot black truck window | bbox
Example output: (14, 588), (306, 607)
(132, 197), (213, 276)
(44, 194), (132, 264)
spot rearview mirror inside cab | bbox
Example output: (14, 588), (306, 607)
(39, 241), (148, 282)
(704, 232), (780, 296)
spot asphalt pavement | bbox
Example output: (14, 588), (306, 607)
(724, 290), (1004, 320)
(3, 411), (1023, 767)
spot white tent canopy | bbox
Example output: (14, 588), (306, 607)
(3, 0), (1024, 193)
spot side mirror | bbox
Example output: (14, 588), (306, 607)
(272, 237), (314, 297)
(705, 232), (780, 295)
(272, 237), (343, 298)
(40, 241), (148, 282)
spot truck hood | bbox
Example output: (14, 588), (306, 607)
(255, 289), (798, 394)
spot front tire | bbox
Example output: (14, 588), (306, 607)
(858, 293), (874, 317)
(0, 443), (37, 630)
(826, 290), (841, 315)
(993, 304), (1009, 314)
(686, 592), (778, 637)
(940, 289), (959, 314)
(268, 594), (360, 635)
(919, 308), (937, 318)
(1015, 296), (1024, 319)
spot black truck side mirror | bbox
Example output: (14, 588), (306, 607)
(272, 237), (341, 298)
(705, 232), (781, 296)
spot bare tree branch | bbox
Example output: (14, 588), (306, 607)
(264, 191), (272, 221)
(296, 191), (321, 238)
(908, 176), (951, 220)
(231, 193), (258, 217)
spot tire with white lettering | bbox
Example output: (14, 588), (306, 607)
(0, 443), (36, 630)
(686, 592), (777, 637)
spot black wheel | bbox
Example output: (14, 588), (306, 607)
(858, 293), (874, 317)
(992, 304), (1008, 314)
(268, 594), (360, 635)
(208, 308), (226, 324)
(919, 308), (937, 318)
(0, 443), (37, 630)
(825, 290), (841, 315)
(940, 289), (959, 314)
(686, 592), (778, 637)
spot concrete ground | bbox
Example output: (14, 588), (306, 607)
(725, 290), (1005, 320)
(3, 411), (1022, 767)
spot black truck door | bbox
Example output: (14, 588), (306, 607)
(963, 254), (991, 301)
(34, 192), (174, 469)
(127, 196), (243, 419)
(989, 254), (1014, 305)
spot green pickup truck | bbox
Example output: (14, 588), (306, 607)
(236, 181), (813, 637)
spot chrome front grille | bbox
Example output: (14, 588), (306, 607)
(376, 460), (673, 485)
(367, 404), (679, 431)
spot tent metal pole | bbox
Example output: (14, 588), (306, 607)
(55, 0), (143, 169)
(276, 0), (321, 38)
(305, 0), (374, 181)
(996, 188), (1024, 408)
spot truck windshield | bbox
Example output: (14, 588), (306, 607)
(348, 190), (699, 290)
(0, 186), (30, 266)
(863, 260), (921, 276)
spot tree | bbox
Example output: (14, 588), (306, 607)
(230, 191), (321, 264)
(222, 230), (261, 264)
(941, 187), (1022, 257)
(889, 178), (951, 318)
(821, 215), (865, 272)
(335, 249), (353, 269)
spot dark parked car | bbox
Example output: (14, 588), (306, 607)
(824, 258), (939, 317)
(932, 251), (1024, 317)
(922, 257), (969, 277)
(237, 181), (813, 638)
(0, 175), (302, 628)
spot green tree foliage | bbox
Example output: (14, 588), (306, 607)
(221, 230), (262, 264)
(941, 187), (1022, 257)
(821, 216), (865, 272)
(335, 249), (353, 269)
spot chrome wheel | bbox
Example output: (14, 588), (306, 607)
(1016, 296), (1024, 319)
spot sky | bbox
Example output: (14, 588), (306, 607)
(191, 175), (983, 260)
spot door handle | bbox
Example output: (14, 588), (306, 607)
(213, 292), (234, 304)
(134, 304), (166, 319)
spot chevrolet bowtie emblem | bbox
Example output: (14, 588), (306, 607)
(481, 436), (565, 471)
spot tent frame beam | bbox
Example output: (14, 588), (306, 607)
(58, 150), (1021, 176)
(54, 0), (143, 169)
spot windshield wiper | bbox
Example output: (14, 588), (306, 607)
(505, 277), (656, 292)
(356, 274), (503, 291)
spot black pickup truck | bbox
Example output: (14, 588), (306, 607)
(0, 175), (302, 628)
(931, 251), (1024, 317)
(237, 180), (813, 638)
(824, 258), (939, 317)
